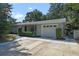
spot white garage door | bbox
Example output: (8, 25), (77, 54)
(41, 24), (56, 39)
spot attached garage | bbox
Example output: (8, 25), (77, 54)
(41, 24), (56, 39)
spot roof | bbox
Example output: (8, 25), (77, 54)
(16, 18), (66, 26)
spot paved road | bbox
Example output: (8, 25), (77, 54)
(0, 37), (79, 56)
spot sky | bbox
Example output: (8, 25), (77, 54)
(11, 3), (50, 22)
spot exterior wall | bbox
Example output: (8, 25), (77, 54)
(74, 30), (79, 39)
(36, 25), (41, 36)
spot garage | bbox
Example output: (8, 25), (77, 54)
(41, 24), (56, 39)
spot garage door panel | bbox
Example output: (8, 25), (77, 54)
(41, 24), (56, 39)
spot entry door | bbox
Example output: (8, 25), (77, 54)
(41, 25), (56, 39)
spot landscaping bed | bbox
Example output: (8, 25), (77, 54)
(18, 31), (33, 37)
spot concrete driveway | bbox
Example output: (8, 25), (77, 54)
(0, 37), (79, 56)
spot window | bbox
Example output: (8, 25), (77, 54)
(43, 25), (46, 27)
(25, 26), (27, 31)
(50, 25), (52, 27)
(47, 25), (49, 27)
(54, 25), (56, 27)
(43, 25), (53, 27)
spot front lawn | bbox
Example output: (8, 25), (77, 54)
(0, 34), (16, 43)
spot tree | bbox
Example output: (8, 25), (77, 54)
(47, 3), (65, 19)
(23, 9), (43, 22)
(8, 16), (17, 24)
(65, 4), (79, 26)
(0, 3), (12, 39)
(62, 4), (79, 34)
(0, 3), (12, 20)
(48, 3), (79, 35)
(40, 15), (48, 20)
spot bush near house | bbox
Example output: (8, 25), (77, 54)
(19, 31), (33, 37)
(18, 28), (33, 37)
(18, 28), (22, 34)
(56, 28), (62, 39)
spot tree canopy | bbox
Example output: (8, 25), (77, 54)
(23, 9), (43, 22)
(0, 3), (12, 38)
(47, 3), (65, 19)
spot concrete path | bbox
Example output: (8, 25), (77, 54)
(0, 37), (79, 56)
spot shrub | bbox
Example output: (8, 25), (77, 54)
(23, 31), (33, 37)
(18, 28), (22, 34)
(18, 31), (33, 37)
(56, 28), (62, 39)
(18, 27), (33, 37)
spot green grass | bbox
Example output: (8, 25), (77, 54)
(0, 34), (16, 43)
(18, 31), (33, 37)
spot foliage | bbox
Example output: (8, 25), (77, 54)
(40, 15), (48, 20)
(0, 34), (16, 43)
(18, 31), (33, 37)
(47, 3), (79, 35)
(56, 28), (62, 39)
(23, 9), (43, 22)
(18, 28), (22, 34)
(0, 3), (12, 20)
(63, 4), (79, 35)
(8, 16), (17, 24)
(0, 3), (12, 40)
(0, 20), (11, 36)
(18, 28), (33, 37)
(22, 31), (33, 37)
(47, 3), (65, 19)
(5, 34), (16, 41)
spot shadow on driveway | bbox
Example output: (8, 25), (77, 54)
(0, 40), (32, 56)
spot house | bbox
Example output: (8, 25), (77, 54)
(12, 18), (66, 39)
